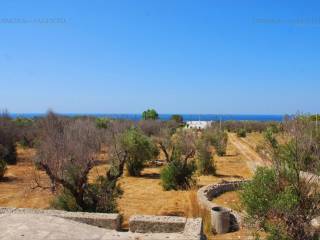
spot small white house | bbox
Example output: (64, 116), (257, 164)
(186, 121), (212, 129)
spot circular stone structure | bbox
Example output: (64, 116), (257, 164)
(197, 180), (248, 233)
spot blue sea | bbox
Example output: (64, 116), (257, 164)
(10, 113), (285, 122)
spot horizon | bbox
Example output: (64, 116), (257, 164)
(1, 1), (320, 113)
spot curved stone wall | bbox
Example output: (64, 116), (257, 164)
(197, 180), (248, 231)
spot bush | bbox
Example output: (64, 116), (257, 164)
(237, 128), (247, 138)
(121, 128), (158, 176)
(0, 142), (17, 165)
(0, 159), (7, 180)
(203, 128), (228, 156)
(170, 114), (184, 124)
(95, 118), (111, 129)
(240, 167), (278, 218)
(160, 150), (196, 190)
(196, 139), (215, 175)
(0, 112), (17, 164)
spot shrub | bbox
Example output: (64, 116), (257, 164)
(121, 128), (158, 176)
(0, 112), (17, 164)
(0, 158), (7, 180)
(196, 139), (215, 175)
(160, 150), (196, 190)
(241, 116), (320, 240)
(0, 142), (17, 165)
(203, 128), (228, 156)
(240, 167), (278, 218)
(95, 118), (110, 129)
(213, 120), (281, 133)
(170, 114), (184, 124)
(142, 109), (159, 120)
(236, 128), (247, 138)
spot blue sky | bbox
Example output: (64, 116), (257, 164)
(0, 0), (319, 114)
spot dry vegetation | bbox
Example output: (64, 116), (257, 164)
(0, 131), (256, 238)
(1, 113), (286, 239)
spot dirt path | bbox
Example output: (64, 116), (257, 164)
(228, 133), (267, 174)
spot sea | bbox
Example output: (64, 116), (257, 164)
(10, 113), (285, 122)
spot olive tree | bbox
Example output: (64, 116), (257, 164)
(159, 129), (197, 190)
(120, 127), (158, 176)
(36, 113), (127, 212)
(142, 109), (159, 120)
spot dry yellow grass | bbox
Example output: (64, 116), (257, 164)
(0, 147), (53, 208)
(213, 190), (241, 210)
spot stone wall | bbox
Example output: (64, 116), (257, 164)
(129, 215), (203, 239)
(197, 180), (248, 231)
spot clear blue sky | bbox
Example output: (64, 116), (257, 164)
(0, 0), (319, 114)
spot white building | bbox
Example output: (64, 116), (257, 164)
(186, 121), (212, 129)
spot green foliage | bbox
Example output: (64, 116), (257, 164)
(51, 165), (121, 213)
(160, 150), (196, 190)
(264, 127), (279, 150)
(196, 139), (215, 175)
(273, 186), (299, 214)
(203, 128), (228, 156)
(121, 128), (158, 176)
(241, 167), (300, 239)
(142, 109), (159, 120)
(13, 117), (33, 127)
(51, 188), (80, 211)
(0, 143), (17, 165)
(0, 113), (17, 165)
(237, 128), (247, 137)
(265, 224), (291, 240)
(170, 114), (184, 124)
(240, 167), (278, 218)
(242, 117), (320, 240)
(0, 158), (7, 180)
(96, 118), (110, 129)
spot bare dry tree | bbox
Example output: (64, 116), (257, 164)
(36, 112), (101, 208)
(36, 113), (135, 212)
(153, 125), (197, 163)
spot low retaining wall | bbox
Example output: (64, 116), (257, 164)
(197, 180), (248, 232)
(129, 215), (203, 239)
(129, 215), (186, 233)
(0, 207), (121, 230)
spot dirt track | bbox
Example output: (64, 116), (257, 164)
(228, 133), (267, 173)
